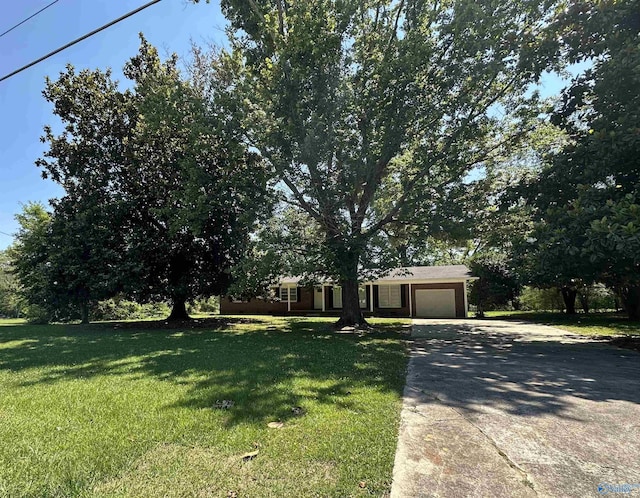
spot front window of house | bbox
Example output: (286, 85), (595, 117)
(378, 284), (401, 308)
(333, 286), (342, 308)
(333, 286), (367, 308)
(280, 286), (298, 301)
(359, 286), (367, 308)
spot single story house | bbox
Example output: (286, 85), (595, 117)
(220, 265), (477, 318)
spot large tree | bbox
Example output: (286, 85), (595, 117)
(512, 212), (595, 314)
(9, 202), (126, 323)
(469, 253), (521, 316)
(35, 37), (269, 321)
(198, 0), (563, 326)
(520, 0), (640, 318)
(8, 203), (60, 322)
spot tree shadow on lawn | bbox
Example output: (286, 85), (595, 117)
(407, 322), (640, 419)
(3, 316), (639, 426)
(0, 317), (408, 426)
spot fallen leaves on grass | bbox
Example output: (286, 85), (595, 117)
(212, 400), (234, 410)
(291, 406), (305, 416)
(241, 450), (259, 462)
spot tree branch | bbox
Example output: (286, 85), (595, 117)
(362, 121), (530, 240)
(276, 0), (286, 38)
(354, 154), (393, 227)
(279, 174), (322, 220)
(385, 0), (405, 54)
(247, 0), (266, 25)
(383, 67), (523, 219)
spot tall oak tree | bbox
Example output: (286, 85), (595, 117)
(201, 0), (563, 325)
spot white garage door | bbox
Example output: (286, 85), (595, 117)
(415, 289), (456, 318)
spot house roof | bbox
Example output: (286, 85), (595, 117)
(378, 265), (474, 281)
(279, 265), (475, 285)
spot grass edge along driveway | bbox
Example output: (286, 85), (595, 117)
(0, 316), (409, 498)
(485, 311), (640, 337)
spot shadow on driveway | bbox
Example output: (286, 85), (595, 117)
(392, 320), (640, 498)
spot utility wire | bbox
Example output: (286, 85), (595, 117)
(0, 0), (162, 83)
(0, 230), (13, 237)
(0, 0), (61, 39)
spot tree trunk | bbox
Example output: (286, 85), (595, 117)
(80, 301), (90, 324)
(475, 279), (486, 318)
(578, 290), (590, 314)
(622, 285), (640, 321)
(325, 239), (368, 328)
(168, 296), (190, 321)
(512, 297), (521, 311)
(560, 286), (577, 315)
(335, 278), (368, 328)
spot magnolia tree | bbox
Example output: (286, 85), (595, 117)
(31, 38), (270, 322)
(518, 0), (640, 319)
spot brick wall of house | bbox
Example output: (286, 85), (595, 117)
(220, 286), (315, 314)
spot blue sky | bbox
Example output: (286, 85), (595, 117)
(0, 0), (228, 250)
(0, 1), (576, 251)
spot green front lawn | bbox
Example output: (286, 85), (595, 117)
(485, 311), (640, 337)
(0, 316), (409, 497)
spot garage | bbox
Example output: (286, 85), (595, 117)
(414, 289), (456, 318)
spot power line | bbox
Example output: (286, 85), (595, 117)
(0, 0), (162, 83)
(0, 0), (61, 39)
(0, 230), (13, 237)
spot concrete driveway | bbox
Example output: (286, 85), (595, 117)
(391, 319), (640, 498)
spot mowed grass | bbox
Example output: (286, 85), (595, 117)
(0, 316), (409, 498)
(485, 311), (640, 337)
